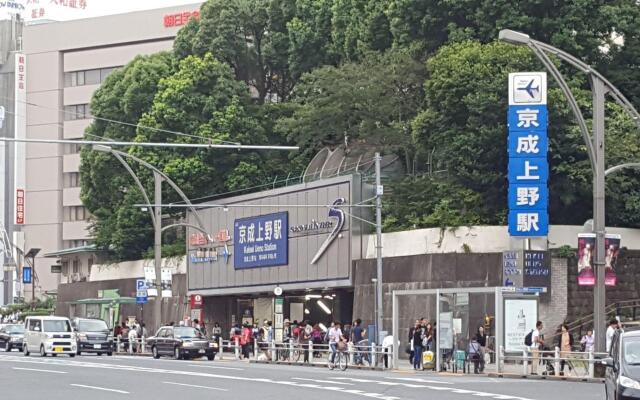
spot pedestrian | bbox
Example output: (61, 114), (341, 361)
(212, 322), (222, 336)
(302, 320), (312, 363)
(351, 319), (366, 365)
(407, 319), (419, 365)
(328, 321), (344, 364)
(127, 324), (138, 354)
(412, 320), (425, 370)
(580, 329), (595, 353)
(530, 321), (544, 375)
(475, 326), (488, 373)
(468, 336), (482, 374)
(311, 324), (323, 358)
(556, 324), (573, 376)
(606, 319), (619, 353)
(343, 322), (352, 343)
(241, 323), (252, 359)
(382, 333), (394, 369)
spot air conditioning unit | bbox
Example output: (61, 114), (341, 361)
(71, 273), (80, 282)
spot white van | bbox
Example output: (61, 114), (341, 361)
(23, 316), (77, 357)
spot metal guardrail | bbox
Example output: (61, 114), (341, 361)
(112, 337), (392, 368)
(497, 345), (608, 379)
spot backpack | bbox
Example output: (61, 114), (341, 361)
(524, 330), (533, 346)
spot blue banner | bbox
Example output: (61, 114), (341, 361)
(508, 210), (549, 236)
(234, 212), (288, 269)
(507, 105), (548, 131)
(508, 184), (549, 211)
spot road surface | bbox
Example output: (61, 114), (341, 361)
(0, 350), (604, 400)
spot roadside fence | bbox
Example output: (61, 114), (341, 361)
(497, 346), (608, 379)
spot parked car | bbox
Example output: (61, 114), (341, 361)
(603, 329), (640, 399)
(23, 316), (77, 357)
(147, 326), (216, 360)
(72, 318), (113, 356)
(0, 323), (25, 352)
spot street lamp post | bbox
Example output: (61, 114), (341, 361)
(93, 145), (210, 331)
(499, 29), (640, 352)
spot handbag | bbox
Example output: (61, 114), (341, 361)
(337, 340), (347, 351)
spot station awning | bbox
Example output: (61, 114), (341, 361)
(43, 244), (97, 258)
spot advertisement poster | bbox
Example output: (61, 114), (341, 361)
(438, 312), (453, 350)
(143, 265), (157, 297)
(160, 267), (172, 298)
(577, 233), (596, 286)
(234, 212), (288, 269)
(605, 234), (621, 286)
(504, 298), (537, 352)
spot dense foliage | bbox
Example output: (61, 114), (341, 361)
(81, 0), (640, 260)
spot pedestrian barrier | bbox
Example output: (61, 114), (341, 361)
(497, 345), (608, 379)
(251, 339), (393, 369)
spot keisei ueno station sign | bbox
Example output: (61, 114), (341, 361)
(507, 72), (549, 237)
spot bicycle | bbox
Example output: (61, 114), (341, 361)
(328, 344), (348, 371)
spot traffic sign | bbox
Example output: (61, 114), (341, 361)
(136, 278), (148, 304)
(22, 266), (32, 284)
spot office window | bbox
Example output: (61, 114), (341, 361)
(64, 104), (91, 121)
(63, 172), (80, 188)
(64, 141), (82, 154)
(64, 66), (121, 87)
(64, 206), (88, 222)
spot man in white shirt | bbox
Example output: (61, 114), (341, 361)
(328, 321), (343, 364)
(606, 319), (619, 353)
(530, 321), (544, 374)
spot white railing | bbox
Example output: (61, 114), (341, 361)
(497, 346), (608, 379)
(252, 339), (393, 369)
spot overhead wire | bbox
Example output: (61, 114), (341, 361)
(0, 95), (240, 145)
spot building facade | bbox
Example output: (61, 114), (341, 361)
(187, 175), (373, 338)
(21, 3), (203, 299)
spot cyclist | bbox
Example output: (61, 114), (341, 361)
(328, 321), (344, 364)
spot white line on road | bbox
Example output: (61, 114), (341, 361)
(390, 377), (453, 384)
(163, 381), (228, 391)
(70, 384), (129, 394)
(187, 363), (244, 371)
(292, 377), (354, 385)
(12, 367), (67, 374)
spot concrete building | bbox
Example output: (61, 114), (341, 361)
(21, 2), (203, 299)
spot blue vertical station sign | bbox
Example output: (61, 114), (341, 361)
(508, 72), (549, 236)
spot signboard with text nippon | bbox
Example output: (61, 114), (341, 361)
(508, 72), (549, 237)
(234, 212), (288, 269)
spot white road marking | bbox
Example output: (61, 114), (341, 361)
(186, 363), (244, 371)
(390, 377), (453, 384)
(0, 355), (537, 400)
(163, 381), (228, 391)
(70, 384), (129, 394)
(12, 367), (67, 374)
(293, 377), (355, 385)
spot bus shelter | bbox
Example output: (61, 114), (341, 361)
(391, 286), (539, 372)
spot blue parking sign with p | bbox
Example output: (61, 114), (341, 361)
(136, 279), (148, 304)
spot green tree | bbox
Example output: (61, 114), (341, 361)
(278, 50), (425, 167)
(81, 52), (174, 259)
(174, 0), (336, 103)
(409, 40), (640, 229)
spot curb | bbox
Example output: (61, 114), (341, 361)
(487, 372), (604, 383)
(250, 359), (384, 371)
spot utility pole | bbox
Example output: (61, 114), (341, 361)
(592, 78), (607, 352)
(153, 172), (163, 329)
(374, 153), (383, 342)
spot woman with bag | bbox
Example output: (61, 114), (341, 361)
(412, 321), (425, 370)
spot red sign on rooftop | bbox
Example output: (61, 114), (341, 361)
(164, 10), (200, 28)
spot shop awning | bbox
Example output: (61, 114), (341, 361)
(43, 244), (98, 258)
(70, 297), (137, 305)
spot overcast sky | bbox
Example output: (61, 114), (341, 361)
(1, 0), (204, 21)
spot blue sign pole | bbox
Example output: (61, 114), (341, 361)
(507, 73), (549, 237)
